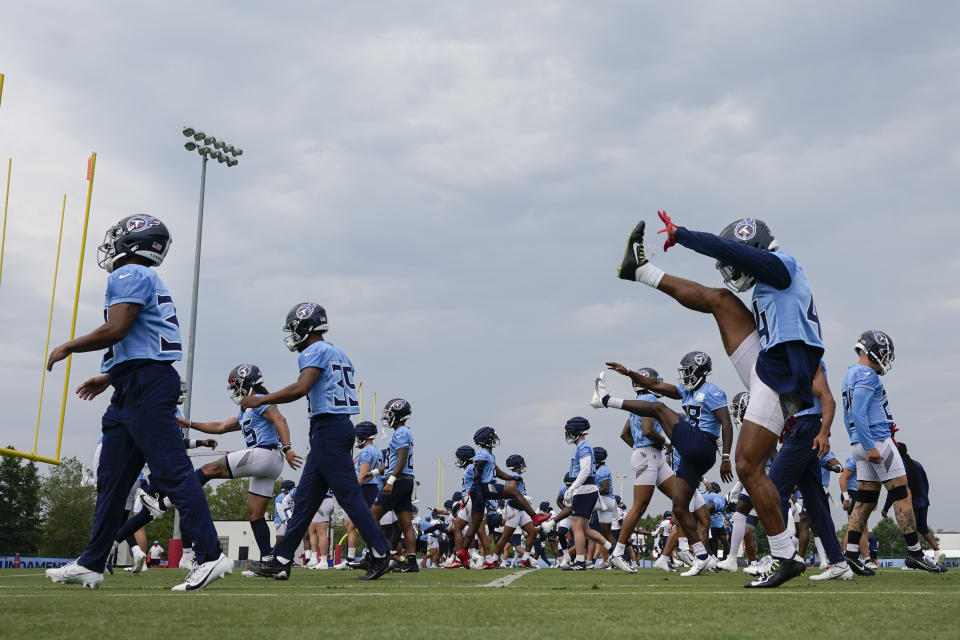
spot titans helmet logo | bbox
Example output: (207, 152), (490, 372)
(734, 218), (757, 241)
(237, 365), (250, 378)
(295, 303), (317, 320)
(126, 215), (161, 233)
(873, 331), (888, 345)
(694, 352), (708, 365)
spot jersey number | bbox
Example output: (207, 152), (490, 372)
(752, 300), (770, 346)
(806, 296), (822, 339)
(684, 405), (702, 427)
(157, 293), (183, 353)
(331, 364), (359, 407)
(240, 417), (257, 446)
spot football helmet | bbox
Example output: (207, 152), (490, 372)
(505, 454), (526, 474)
(539, 500), (551, 512)
(593, 446), (608, 464)
(280, 480), (295, 491)
(282, 302), (328, 352)
(177, 380), (187, 406)
(855, 330), (895, 375)
(227, 364), (263, 404)
(381, 398), (412, 429)
(355, 421), (378, 444)
(564, 416), (590, 443)
(731, 391), (750, 429)
(562, 473), (576, 486)
(678, 351), (712, 391)
(633, 367), (664, 397)
(473, 427), (500, 449)
(97, 215), (172, 273)
(715, 218), (779, 292)
(454, 445), (476, 468)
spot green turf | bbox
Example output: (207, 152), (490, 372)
(2, 565), (957, 639)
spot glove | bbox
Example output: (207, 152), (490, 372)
(656, 210), (678, 251)
(563, 492), (574, 507)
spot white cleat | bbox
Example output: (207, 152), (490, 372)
(609, 554), (637, 573)
(653, 555), (677, 572)
(306, 559), (319, 569)
(171, 553), (233, 591)
(136, 488), (166, 519)
(743, 560), (762, 576)
(809, 564), (854, 581)
(716, 555), (739, 573)
(45, 562), (103, 589)
(334, 560), (351, 570)
(590, 372), (608, 409)
(681, 555), (717, 577)
(676, 550), (695, 567)
(241, 570), (258, 578)
(179, 548), (195, 571)
(131, 546), (147, 574)
(934, 550), (946, 566)
(310, 561), (328, 570)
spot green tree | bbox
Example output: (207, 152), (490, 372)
(872, 516), (907, 558)
(39, 457), (95, 557)
(0, 451), (43, 554)
(204, 478), (253, 520)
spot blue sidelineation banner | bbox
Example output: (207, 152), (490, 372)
(1, 556), (73, 569)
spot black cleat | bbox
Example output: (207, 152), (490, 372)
(393, 556), (420, 573)
(744, 555), (806, 588)
(906, 554), (944, 573)
(845, 554), (875, 577)
(617, 220), (648, 281)
(247, 555), (291, 581)
(358, 554), (395, 581)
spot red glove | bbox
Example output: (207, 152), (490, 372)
(656, 210), (678, 251)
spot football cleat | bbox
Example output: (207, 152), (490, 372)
(865, 560), (879, 571)
(517, 558), (537, 569)
(131, 546), (147, 574)
(844, 555), (875, 577)
(562, 560), (586, 571)
(442, 556), (464, 569)
(137, 488), (167, 519)
(716, 555), (739, 573)
(171, 553), (233, 591)
(478, 560), (500, 570)
(334, 560), (352, 570)
(742, 560), (762, 576)
(617, 220), (648, 281)
(247, 555), (292, 581)
(744, 555), (805, 588)
(393, 556), (420, 573)
(45, 562), (103, 589)
(653, 555), (677, 572)
(241, 570), (259, 578)
(590, 372), (609, 409)
(676, 550), (695, 567)
(358, 554), (395, 581)
(455, 548), (471, 568)
(809, 564), (853, 581)
(610, 554), (636, 573)
(905, 553), (943, 573)
(681, 555), (717, 577)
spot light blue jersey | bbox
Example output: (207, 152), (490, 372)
(101, 264), (181, 372)
(298, 341), (359, 416)
(705, 492), (726, 528)
(631, 392), (665, 448)
(596, 464), (612, 493)
(843, 456), (858, 491)
(475, 449), (496, 483)
(677, 381), (727, 438)
(795, 361), (826, 418)
(356, 443), (381, 485)
(751, 252), (824, 351)
(461, 462), (476, 491)
(386, 426), (414, 475)
(819, 451), (838, 488)
(568, 440), (596, 479)
(237, 395), (280, 448)
(273, 488), (295, 525)
(841, 364), (894, 451)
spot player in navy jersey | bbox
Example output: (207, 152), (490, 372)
(615, 214), (824, 587)
(362, 398), (419, 573)
(245, 302), (392, 581)
(841, 330), (941, 573)
(600, 353), (733, 576)
(44, 215), (230, 592)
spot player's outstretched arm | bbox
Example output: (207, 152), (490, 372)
(178, 416), (240, 435)
(47, 303), (141, 370)
(240, 367), (321, 410)
(673, 226), (791, 290)
(605, 361), (681, 399)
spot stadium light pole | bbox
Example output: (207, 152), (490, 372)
(615, 474), (628, 499)
(174, 126), (241, 558)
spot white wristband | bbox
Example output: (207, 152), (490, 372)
(841, 492), (849, 502)
(370, 468), (381, 477)
(386, 475), (397, 486)
(608, 397), (624, 409)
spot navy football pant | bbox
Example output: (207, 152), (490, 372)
(274, 414), (389, 560)
(768, 414), (844, 565)
(78, 361), (221, 571)
(671, 420), (717, 489)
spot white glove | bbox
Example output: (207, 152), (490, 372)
(539, 519), (555, 535)
(563, 492), (574, 507)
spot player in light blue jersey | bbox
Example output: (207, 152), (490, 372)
(491, 455), (541, 568)
(702, 482), (729, 557)
(840, 330), (941, 573)
(334, 421), (381, 569)
(364, 399), (419, 573)
(274, 480), (296, 543)
(443, 446), (491, 568)
(45, 215), (229, 592)
(245, 302), (392, 581)
(616, 213), (825, 588)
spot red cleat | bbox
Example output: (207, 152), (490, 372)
(479, 560), (500, 570)
(456, 548), (470, 568)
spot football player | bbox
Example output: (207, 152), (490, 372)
(335, 421), (381, 569)
(442, 447), (483, 568)
(591, 447), (617, 560)
(45, 215), (229, 591)
(491, 455), (540, 568)
(882, 442), (945, 566)
(616, 214), (825, 588)
(841, 330), (941, 573)
(273, 480), (296, 544)
(244, 302), (393, 581)
(363, 398), (419, 573)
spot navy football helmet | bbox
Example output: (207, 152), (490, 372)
(562, 473), (576, 486)
(454, 445), (476, 468)
(227, 363), (263, 404)
(564, 416), (590, 443)
(280, 479), (295, 491)
(539, 500), (552, 512)
(97, 214), (172, 273)
(355, 420), (378, 445)
(715, 218), (779, 292)
(283, 302), (328, 352)
(593, 446), (608, 464)
(473, 427), (500, 449)
(444, 499), (454, 510)
(452, 491), (463, 503)
(381, 398), (412, 430)
(855, 329), (895, 375)
(731, 391), (749, 429)
(633, 367), (664, 397)
(678, 351), (712, 391)
(505, 454), (526, 473)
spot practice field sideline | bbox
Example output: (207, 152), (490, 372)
(2, 569), (956, 639)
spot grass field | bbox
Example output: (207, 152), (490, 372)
(3, 565), (957, 639)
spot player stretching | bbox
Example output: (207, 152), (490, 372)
(841, 330), (941, 573)
(616, 214), (824, 587)
(45, 215), (229, 591)
(246, 302), (393, 580)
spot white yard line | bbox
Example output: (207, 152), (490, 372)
(477, 569), (536, 588)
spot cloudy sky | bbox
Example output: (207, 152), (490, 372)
(2, 2), (958, 532)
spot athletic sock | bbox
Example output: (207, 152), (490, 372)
(614, 542), (626, 556)
(194, 468), (210, 486)
(767, 530), (796, 559)
(678, 537), (689, 552)
(692, 541), (708, 561)
(635, 262), (665, 288)
(845, 530), (862, 557)
(728, 512), (747, 562)
(603, 541), (612, 551)
(522, 551), (531, 560)
(814, 536), (826, 563)
(276, 555), (291, 565)
(904, 531), (921, 553)
(319, 555), (328, 566)
(347, 546), (356, 560)
(575, 554), (586, 563)
(250, 518), (271, 556)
